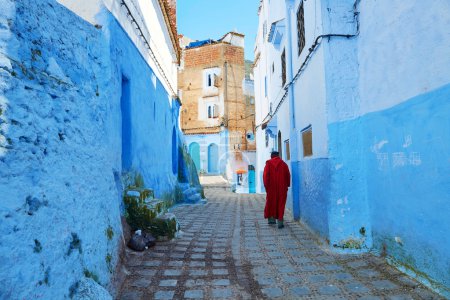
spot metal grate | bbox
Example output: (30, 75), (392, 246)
(297, 2), (306, 56)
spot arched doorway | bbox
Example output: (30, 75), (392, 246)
(189, 142), (200, 172)
(208, 143), (219, 173)
(278, 130), (283, 159)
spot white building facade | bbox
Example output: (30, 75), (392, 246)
(254, 0), (450, 297)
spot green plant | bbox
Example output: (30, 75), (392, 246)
(83, 269), (100, 284)
(124, 196), (157, 230)
(134, 173), (145, 188)
(105, 226), (114, 241)
(199, 186), (206, 199)
(174, 183), (184, 204)
(124, 196), (177, 239)
(333, 238), (363, 250)
(105, 253), (113, 273)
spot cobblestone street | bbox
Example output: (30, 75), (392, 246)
(119, 187), (443, 300)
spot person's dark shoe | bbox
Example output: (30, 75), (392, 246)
(277, 220), (284, 229)
(268, 217), (276, 225)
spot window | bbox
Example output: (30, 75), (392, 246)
(297, 2), (305, 56)
(203, 68), (219, 89)
(207, 104), (219, 119)
(207, 74), (212, 87)
(284, 139), (291, 160)
(302, 126), (313, 157)
(281, 49), (286, 86)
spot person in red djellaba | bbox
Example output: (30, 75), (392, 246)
(263, 151), (291, 229)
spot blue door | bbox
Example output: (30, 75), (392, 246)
(248, 165), (256, 193)
(208, 143), (219, 173)
(189, 142), (200, 173)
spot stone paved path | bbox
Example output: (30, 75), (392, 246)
(119, 187), (443, 299)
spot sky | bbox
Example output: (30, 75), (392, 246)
(177, 0), (260, 61)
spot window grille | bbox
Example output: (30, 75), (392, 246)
(297, 2), (306, 56)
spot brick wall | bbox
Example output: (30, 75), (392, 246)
(179, 41), (255, 152)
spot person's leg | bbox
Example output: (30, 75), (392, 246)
(268, 217), (276, 224)
(277, 219), (284, 229)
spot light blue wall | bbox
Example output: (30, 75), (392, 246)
(0, 0), (182, 298)
(326, 84), (450, 295)
(287, 0), (450, 295)
(109, 16), (179, 195)
(363, 85), (450, 295)
(185, 133), (225, 175)
(296, 159), (330, 238)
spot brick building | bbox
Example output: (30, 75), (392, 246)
(179, 32), (256, 184)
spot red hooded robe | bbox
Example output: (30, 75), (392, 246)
(263, 156), (291, 220)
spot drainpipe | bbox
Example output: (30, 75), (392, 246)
(285, 0), (300, 220)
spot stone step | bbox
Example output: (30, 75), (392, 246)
(186, 193), (203, 204)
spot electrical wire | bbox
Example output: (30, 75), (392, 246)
(120, 0), (177, 97)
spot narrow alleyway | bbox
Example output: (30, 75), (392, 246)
(119, 187), (443, 300)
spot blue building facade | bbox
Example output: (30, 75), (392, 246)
(254, 0), (450, 296)
(0, 0), (187, 298)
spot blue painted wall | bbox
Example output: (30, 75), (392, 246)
(296, 159), (330, 238)
(363, 85), (450, 295)
(325, 84), (450, 294)
(0, 0), (184, 298)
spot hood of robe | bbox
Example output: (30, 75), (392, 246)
(267, 156), (283, 169)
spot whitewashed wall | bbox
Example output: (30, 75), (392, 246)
(57, 0), (178, 99)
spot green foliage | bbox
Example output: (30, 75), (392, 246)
(105, 226), (114, 241)
(33, 239), (42, 253)
(333, 238), (363, 250)
(67, 233), (82, 256)
(147, 217), (178, 240)
(124, 195), (157, 230)
(199, 186), (206, 199)
(173, 183), (184, 204)
(105, 253), (113, 273)
(134, 173), (145, 188)
(123, 196), (177, 239)
(83, 269), (100, 284)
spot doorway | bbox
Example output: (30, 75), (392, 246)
(121, 76), (132, 171)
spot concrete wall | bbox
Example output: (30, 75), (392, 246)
(0, 0), (181, 298)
